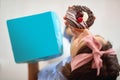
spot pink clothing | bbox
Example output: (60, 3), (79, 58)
(71, 35), (116, 76)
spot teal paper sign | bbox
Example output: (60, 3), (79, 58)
(7, 11), (63, 63)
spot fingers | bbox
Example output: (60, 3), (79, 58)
(63, 15), (70, 27)
(63, 16), (67, 20)
(64, 21), (68, 25)
(63, 15), (73, 28)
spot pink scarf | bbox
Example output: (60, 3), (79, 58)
(71, 35), (116, 76)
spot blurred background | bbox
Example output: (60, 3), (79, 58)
(0, 0), (120, 80)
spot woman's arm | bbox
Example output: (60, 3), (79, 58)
(28, 62), (39, 80)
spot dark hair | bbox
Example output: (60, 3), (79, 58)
(62, 41), (120, 80)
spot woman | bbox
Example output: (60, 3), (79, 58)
(38, 5), (120, 80)
(62, 5), (120, 80)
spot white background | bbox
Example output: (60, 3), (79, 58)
(0, 0), (120, 80)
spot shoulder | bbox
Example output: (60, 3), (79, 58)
(94, 35), (108, 46)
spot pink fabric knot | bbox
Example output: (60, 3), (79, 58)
(71, 35), (116, 76)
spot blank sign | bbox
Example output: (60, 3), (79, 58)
(7, 11), (63, 63)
